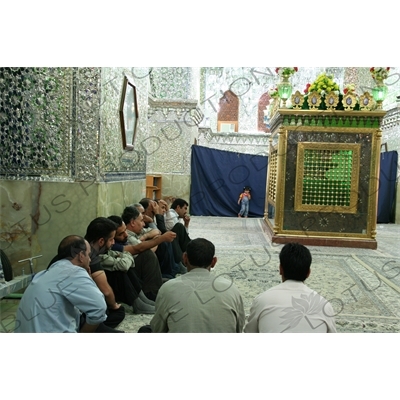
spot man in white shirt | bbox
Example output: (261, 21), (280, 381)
(244, 242), (337, 333)
(164, 198), (192, 263)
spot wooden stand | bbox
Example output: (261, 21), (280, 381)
(146, 175), (162, 199)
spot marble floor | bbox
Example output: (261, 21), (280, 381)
(2, 216), (400, 333)
(119, 217), (400, 333)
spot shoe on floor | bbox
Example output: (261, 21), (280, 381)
(133, 297), (155, 314)
(144, 291), (157, 302)
(138, 290), (155, 306)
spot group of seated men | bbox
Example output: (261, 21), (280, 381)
(14, 196), (337, 333)
(15, 198), (193, 333)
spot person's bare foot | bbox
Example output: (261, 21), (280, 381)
(238, 214), (241, 218)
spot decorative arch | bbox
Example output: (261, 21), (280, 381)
(217, 90), (239, 132)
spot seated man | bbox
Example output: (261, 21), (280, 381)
(15, 236), (108, 333)
(84, 217), (126, 331)
(139, 198), (167, 232)
(101, 215), (156, 314)
(135, 201), (184, 278)
(164, 198), (192, 263)
(149, 238), (246, 333)
(121, 206), (176, 300)
(132, 202), (163, 248)
(133, 201), (159, 231)
(244, 242), (337, 333)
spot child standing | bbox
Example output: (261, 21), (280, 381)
(238, 186), (251, 218)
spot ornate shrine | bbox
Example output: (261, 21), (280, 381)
(264, 109), (386, 249)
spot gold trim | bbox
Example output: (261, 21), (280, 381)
(269, 98), (280, 118)
(287, 126), (378, 134)
(263, 216), (275, 233)
(273, 127), (288, 234)
(270, 230), (371, 239)
(324, 92), (339, 110)
(359, 92), (374, 111)
(291, 90), (304, 109)
(307, 91), (322, 110)
(295, 142), (361, 214)
(265, 137), (274, 213)
(367, 128), (382, 238)
(275, 109), (386, 117)
(342, 93), (358, 111)
(270, 108), (386, 133)
(266, 147), (278, 204)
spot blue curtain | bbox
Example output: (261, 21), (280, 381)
(377, 150), (398, 223)
(190, 145), (268, 217)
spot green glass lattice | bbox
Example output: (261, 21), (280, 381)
(302, 149), (353, 207)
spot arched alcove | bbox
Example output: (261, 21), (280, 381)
(217, 90), (239, 132)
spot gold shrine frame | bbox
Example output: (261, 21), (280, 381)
(295, 142), (361, 214)
(267, 144), (278, 205)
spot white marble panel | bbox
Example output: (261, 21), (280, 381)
(162, 174), (191, 202)
(98, 180), (146, 217)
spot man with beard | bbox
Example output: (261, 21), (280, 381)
(164, 198), (192, 264)
(103, 215), (156, 314)
(84, 217), (125, 331)
(134, 201), (185, 278)
(120, 206), (176, 300)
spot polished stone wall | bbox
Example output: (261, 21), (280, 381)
(0, 179), (145, 272)
(161, 174), (191, 202)
(0, 180), (97, 273)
